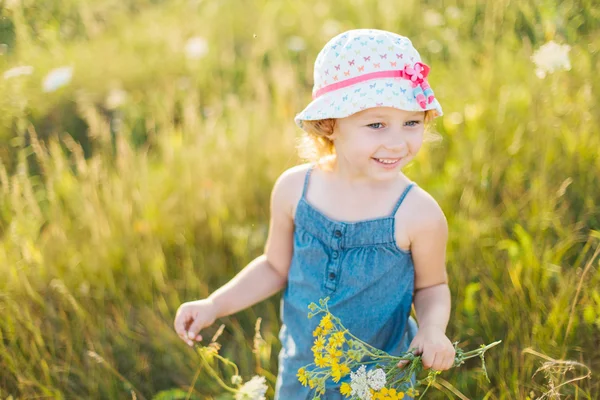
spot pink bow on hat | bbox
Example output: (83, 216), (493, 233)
(403, 62), (430, 86)
(403, 62), (435, 108)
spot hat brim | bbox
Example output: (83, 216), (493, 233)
(294, 77), (443, 130)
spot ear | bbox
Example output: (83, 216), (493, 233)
(328, 124), (340, 141)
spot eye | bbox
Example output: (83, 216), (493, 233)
(367, 122), (385, 129)
(404, 120), (422, 127)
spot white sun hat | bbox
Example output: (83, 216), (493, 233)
(294, 29), (443, 131)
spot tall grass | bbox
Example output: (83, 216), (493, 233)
(0, 0), (598, 398)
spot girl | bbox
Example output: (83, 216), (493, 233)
(174, 28), (455, 399)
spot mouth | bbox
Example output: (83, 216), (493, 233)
(372, 157), (402, 167)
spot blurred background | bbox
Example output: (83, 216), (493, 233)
(0, 0), (598, 398)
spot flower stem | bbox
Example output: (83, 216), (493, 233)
(197, 351), (238, 394)
(459, 340), (502, 360)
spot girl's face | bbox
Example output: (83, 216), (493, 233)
(330, 107), (426, 180)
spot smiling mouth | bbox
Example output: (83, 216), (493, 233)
(373, 157), (402, 165)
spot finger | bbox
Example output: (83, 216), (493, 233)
(438, 352), (453, 371)
(187, 316), (206, 344)
(175, 311), (197, 346)
(446, 351), (456, 370)
(174, 312), (189, 338)
(448, 349), (457, 368)
(432, 354), (447, 371)
(398, 345), (420, 368)
(400, 351), (418, 367)
(421, 351), (436, 370)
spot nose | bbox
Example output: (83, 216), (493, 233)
(382, 132), (407, 152)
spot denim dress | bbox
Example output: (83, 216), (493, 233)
(274, 164), (419, 400)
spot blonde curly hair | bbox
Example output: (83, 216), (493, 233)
(296, 109), (440, 164)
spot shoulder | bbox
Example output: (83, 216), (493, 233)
(401, 184), (448, 238)
(271, 163), (313, 218)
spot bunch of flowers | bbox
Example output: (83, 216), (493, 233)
(297, 297), (501, 400)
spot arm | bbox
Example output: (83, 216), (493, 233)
(174, 169), (296, 344)
(208, 254), (287, 318)
(413, 283), (451, 331)
(208, 170), (296, 317)
(397, 198), (455, 370)
(411, 204), (450, 330)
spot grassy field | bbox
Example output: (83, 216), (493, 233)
(0, 0), (599, 398)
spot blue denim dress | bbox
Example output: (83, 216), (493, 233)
(274, 164), (419, 399)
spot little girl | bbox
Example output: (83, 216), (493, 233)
(174, 28), (455, 399)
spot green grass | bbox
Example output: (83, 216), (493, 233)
(0, 0), (599, 398)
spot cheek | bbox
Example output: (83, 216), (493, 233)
(407, 132), (424, 150)
(354, 137), (381, 155)
(339, 134), (374, 152)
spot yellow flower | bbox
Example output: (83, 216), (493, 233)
(312, 336), (326, 358)
(331, 364), (343, 383)
(397, 392), (405, 399)
(328, 331), (346, 348)
(321, 353), (334, 365)
(308, 379), (316, 389)
(315, 354), (329, 368)
(339, 363), (350, 377)
(319, 314), (334, 333)
(327, 346), (343, 359)
(319, 314), (333, 335)
(311, 345), (320, 356)
(297, 368), (308, 386)
(340, 382), (352, 397)
(334, 331), (346, 342)
(406, 387), (418, 397)
(313, 326), (322, 337)
(314, 335), (326, 350)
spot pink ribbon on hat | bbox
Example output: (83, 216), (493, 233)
(312, 62), (436, 109)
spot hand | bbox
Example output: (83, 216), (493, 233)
(173, 298), (219, 347)
(398, 326), (455, 371)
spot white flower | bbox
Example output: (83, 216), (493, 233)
(446, 6), (462, 20)
(3, 65), (34, 80)
(105, 88), (128, 110)
(231, 374), (243, 386)
(366, 368), (386, 391)
(2, 0), (20, 10)
(322, 19), (342, 38)
(42, 66), (73, 92)
(235, 375), (268, 400)
(184, 36), (209, 60)
(447, 112), (464, 125)
(350, 365), (370, 400)
(424, 10), (444, 27)
(531, 40), (571, 79)
(287, 36), (306, 52)
(427, 39), (443, 54)
(349, 366), (387, 399)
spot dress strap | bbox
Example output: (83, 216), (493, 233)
(301, 164), (316, 199)
(390, 182), (416, 216)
